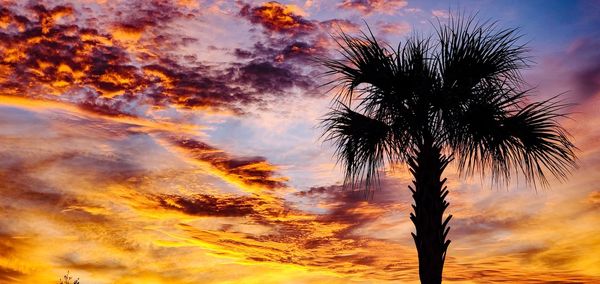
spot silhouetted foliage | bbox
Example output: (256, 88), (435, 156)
(319, 15), (576, 284)
(59, 271), (80, 284)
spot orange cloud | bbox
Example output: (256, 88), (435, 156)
(158, 134), (289, 192)
(587, 191), (600, 206)
(240, 1), (316, 35)
(0, 95), (200, 135)
(1, 2), (599, 284)
(110, 24), (144, 42)
(1, 104), (599, 283)
(0, 3), (317, 120)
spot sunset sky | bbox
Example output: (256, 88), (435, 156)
(0, 0), (599, 283)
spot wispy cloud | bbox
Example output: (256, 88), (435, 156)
(338, 0), (408, 15)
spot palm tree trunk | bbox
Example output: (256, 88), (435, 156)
(408, 141), (452, 284)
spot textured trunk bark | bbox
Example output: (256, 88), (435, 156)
(408, 142), (452, 284)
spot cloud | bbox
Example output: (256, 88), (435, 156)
(236, 40), (323, 63)
(1, 106), (599, 283)
(235, 2), (340, 99)
(567, 38), (600, 100)
(294, 181), (410, 239)
(159, 134), (288, 190)
(111, 0), (196, 31)
(229, 60), (315, 94)
(319, 18), (360, 34)
(0, 3), (320, 119)
(431, 9), (450, 18)
(404, 7), (422, 13)
(587, 191), (600, 207)
(526, 37), (600, 103)
(236, 2), (330, 52)
(239, 1), (316, 35)
(150, 193), (262, 217)
(1, 2), (599, 283)
(337, 0), (408, 15)
(377, 21), (411, 35)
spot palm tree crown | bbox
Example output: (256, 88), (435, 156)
(319, 16), (577, 284)
(321, 17), (576, 190)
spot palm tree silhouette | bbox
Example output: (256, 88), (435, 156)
(319, 17), (576, 284)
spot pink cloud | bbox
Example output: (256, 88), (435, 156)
(338, 0), (408, 15)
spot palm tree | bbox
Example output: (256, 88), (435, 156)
(319, 17), (576, 284)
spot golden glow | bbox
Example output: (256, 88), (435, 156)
(0, 95), (202, 135)
(80, 32), (113, 46)
(143, 67), (174, 88)
(0, 1), (598, 283)
(111, 25), (144, 42)
(0, 101), (599, 282)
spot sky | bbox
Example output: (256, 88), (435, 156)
(0, 0), (599, 283)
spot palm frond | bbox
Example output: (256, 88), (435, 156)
(502, 97), (577, 186)
(319, 27), (396, 105)
(321, 103), (393, 191)
(318, 16), (576, 192)
(451, 92), (577, 187)
(358, 35), (440, 143)
(436, 15), (528, 97)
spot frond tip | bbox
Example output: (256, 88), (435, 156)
(452, 95), (577, 187)
(321, 103), (392, 191)
(318, 27), (395, 104)
(502, 97), (577, 186)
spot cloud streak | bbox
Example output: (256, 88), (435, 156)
(338, 0), (408, 15)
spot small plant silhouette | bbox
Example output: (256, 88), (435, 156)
(59, 271), (80, 284)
